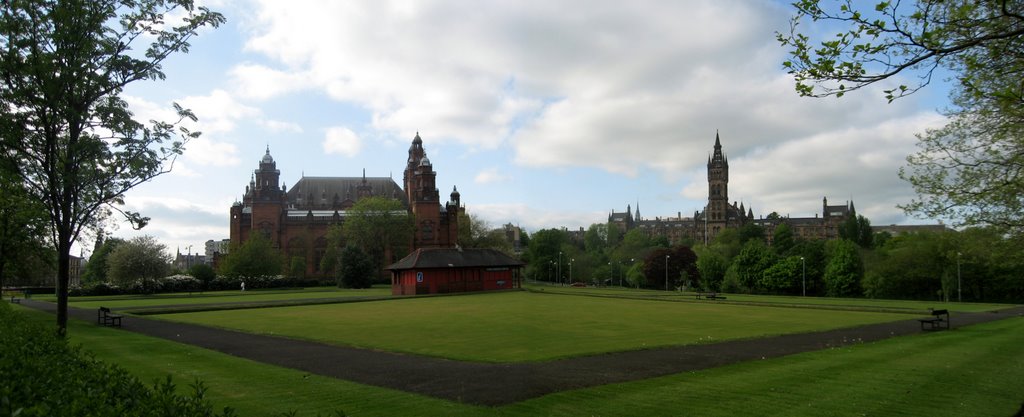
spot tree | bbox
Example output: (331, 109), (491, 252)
(338, 245), (374, 289)
(823, 239), (863, 297)
(107, 236), (170, 286)
(778, 1), (1024, 234)
(82, 237), (125, 284)
(583, 223), (608, 255)
(695, 246), (728, 291)
(840, 212), (874, 248)
(641, 246), (699, 291)
(288, 256), (306, 279)
(0, 166), (50, 289)
(525, 228), (569, 281)
(771, 223), (795, 255)
(733, 240), (777, 292)
(778, 1), (1024, 100)
(218, 233), (283, 279)
(760, 256), (803, 294)
(737, 223), (765, 245)
(457, 211), (512, 252)
(0, 0), (224, 334)
(343, 196), (414, 280)
(188, 263), (215, 290)
(624, 261), (645, 289)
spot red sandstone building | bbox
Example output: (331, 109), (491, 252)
(387, 248), (524, 295)
(229, 133), (463, 277)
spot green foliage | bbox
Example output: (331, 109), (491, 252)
(0, 166), (50, 289)
(525, 228), (569, 281)
(779, 1), (1024, 234)
(218, 234), (283, 279)
(771, 223), (795, 255)
(0, 0), (224, 333)
(641, 246), (700, 290)
(338, 245), (374, 289)
(107, 236), (171, 286)
(343, 196), (414, 279)
(188, 264), (216, 289)
(759, 256), (803, 294)
(583, 223), (608, 254)
(733, 240), (777, 291)
(737, 223), (765, 245)
(624, 262), (645, 288)
(0, 303), (235, 417)
(824, 239), (863, 297)
(695, 246), (728, 291)
(82, 237), (125, 284)
(840, 211), (873, 248)
(289, 256), (306, 279)
(457, 212), (514, 253)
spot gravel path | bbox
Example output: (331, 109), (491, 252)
(20, 299), (1024, 406)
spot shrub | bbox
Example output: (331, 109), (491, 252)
(0, 303), (235, 417)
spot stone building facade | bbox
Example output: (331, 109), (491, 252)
(610, 133), (852, 245)
(229, 133), (463, 277)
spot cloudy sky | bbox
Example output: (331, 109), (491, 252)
(104, 0), (953, 257)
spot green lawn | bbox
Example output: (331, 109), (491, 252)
(40, 287), (391, 310)
(14, 304), (1024, 417)
(155, 291), (915, 362)
(526, 284), (1009, 313)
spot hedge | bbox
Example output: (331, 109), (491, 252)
(0, 303), (235, 417)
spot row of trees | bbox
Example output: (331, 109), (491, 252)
(522, 214), (1024, 302)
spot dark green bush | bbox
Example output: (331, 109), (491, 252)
(0, 303), (235, 417)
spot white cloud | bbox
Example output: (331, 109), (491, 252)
(259, 119), (304, 133)
(679, 112), (949, 224)
(474, 168), (511, 184)
(323, 127), (362, 156)
(466, 203), (606, 233)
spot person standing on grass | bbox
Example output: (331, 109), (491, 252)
(241, 281), (245, 292)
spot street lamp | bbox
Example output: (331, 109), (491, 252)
(569, 258), (575, 284)
(186, 244), (193, 270)
(800, 256), (806, 297)
(558, 251), (563, 286)
(957, 252), (962, 303)
(608, 262), (613, 287)
(665, 254), (670, 291)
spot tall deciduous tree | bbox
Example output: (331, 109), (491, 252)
(824, 239), (863, 297)
(0, 0), (224, 334)
(778, 1), (1024, 234)
(218, 233), (282, 279)
(342, 196), (414, 279)
(0, 165), (50, 289)
(107, 235), (169, 286)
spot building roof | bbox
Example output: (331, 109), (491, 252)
(386, 248), (524, 271)
(287, 176), (407, 209)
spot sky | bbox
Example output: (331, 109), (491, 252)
(101, 0), (955, 257)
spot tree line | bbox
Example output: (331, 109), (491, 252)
(522, 215), (1024, 303)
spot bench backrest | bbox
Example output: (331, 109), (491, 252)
(931, 309), (949, 316)
(99, 307), (111, 314)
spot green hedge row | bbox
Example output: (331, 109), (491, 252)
(0, 303), (235, 417)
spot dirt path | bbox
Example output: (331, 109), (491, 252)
(19, 299), (1024, 406)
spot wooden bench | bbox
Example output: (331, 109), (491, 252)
(696, 292), (727, 300)
(97, 307), (123, 327)
(918, 309), (949, 330)
(9, 295), (19, 304)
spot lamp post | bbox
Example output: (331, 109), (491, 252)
(186, 244), (193, 270)
(608, 262), (613, 287)
(957, 252), (962, 303)
(569, 258), (574, 284)
(800, 256), (806, 297)
(664, 254), (670, 291)
(558, 251), (562, 286)
(631, 258), (636, 289)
